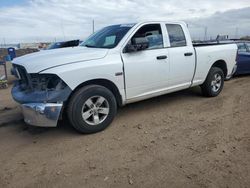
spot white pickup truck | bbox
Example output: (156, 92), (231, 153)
(11, 21), (237, 133)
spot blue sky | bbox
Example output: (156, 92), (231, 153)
(0, 0), (27, 8)
(0, 0), (250, 43)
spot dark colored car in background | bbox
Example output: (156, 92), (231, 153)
(46, 40), (81, 50)
(235, 42), (250, 75)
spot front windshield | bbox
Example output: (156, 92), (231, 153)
(80, 24), (135, 49)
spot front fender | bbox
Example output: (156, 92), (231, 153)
(41, 57), (125, 102)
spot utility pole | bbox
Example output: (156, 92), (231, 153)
(60, 20), (66, 40)
(204, 27), (208, 41)
(3, 38), (6, 48)
(92, 19), (95, 34)
(235, 27), (239, 39)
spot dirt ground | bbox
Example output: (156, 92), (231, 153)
(0, 76), (250, 188)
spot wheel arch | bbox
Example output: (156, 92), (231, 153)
(211, 60), (228, 78)
(67, 79), (124, 107)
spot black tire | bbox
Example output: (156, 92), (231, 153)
(201, 67), (224, 97)
(67, 85), (117, 134)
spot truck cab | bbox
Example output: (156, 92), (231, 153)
(120, 22), (196, 102)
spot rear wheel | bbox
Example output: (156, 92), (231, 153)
(67, 85), (117, 134)
(201, 67), (224, 97)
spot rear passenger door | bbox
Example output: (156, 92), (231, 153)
(165, 24), (195, 87)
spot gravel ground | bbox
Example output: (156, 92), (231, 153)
(0, 76), (250, 188)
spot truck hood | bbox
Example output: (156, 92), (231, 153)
(12, 47), (109, 73)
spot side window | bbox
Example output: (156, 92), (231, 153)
(130, 24), (163, 50)
(245, 43), (250, 52)
(237, 43), (247, 52)
(166, 24), (187, 47)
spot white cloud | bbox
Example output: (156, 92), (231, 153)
(0, 0), (250, 43)
(187, 7), (250, 40)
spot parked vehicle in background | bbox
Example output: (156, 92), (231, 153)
(11, 21), (237, 134)
(46, 40), (81, 50)
(225, 41), (250, 80)
(235, 42), (250, 75)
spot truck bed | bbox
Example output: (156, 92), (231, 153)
(193, 42), (235, 47)
(192, 43), (237, 86)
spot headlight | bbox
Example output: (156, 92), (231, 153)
(29, 74), (67, 91)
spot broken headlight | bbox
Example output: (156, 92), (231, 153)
(29, 74), (67, 91)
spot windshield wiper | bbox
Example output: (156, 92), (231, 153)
(84, 44), (98, 48)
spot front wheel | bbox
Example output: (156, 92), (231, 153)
(201, 67), (224, 97)
(67, 85), (117, 134)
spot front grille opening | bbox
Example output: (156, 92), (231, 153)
(30, 74), (67, 91)
(12, 64), (67, 91)
(13, 64), (30, 89)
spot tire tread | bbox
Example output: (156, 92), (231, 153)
(67, 85), (117, 133)
(201, 67), (224, 97)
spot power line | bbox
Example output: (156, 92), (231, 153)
(235, 27), (239, 39)
(204, 27), (208, 41)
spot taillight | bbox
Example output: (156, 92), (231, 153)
(236, 50), (239, 62)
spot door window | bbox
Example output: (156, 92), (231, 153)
(166, 24), (187, 47)
(245, 43), (250, 52)
(130, 24), (163, 50)
(237, 43), (247, 52)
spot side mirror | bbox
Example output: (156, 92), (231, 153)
(124, 37), (149, 53)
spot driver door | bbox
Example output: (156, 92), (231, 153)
(121, 24), (169, 101)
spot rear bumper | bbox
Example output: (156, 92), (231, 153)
(21, 103), (63, 127)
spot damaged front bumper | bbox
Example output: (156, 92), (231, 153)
(12, 83), (71, 127)
(12, 83), (72, 104)
(22, 103), (63, 127)
(11, 64), (72, 127)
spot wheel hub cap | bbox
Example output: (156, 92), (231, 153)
(82, 96), (110, 126)
(211, 73), (222, 92)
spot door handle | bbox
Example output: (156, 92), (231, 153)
(157, 55), (167, 60)
(184, 52), (193, 56)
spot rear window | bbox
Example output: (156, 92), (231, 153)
(166, 24), (187, 47)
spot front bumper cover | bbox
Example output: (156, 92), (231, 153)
(12, 83), (72, 104)
(21, 103), (63, 127)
